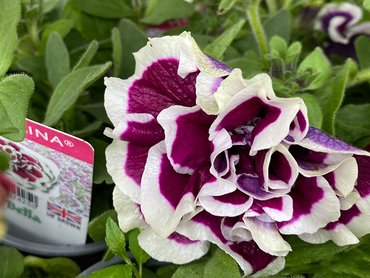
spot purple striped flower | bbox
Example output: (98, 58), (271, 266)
(105, 32), (370, 276)
(315, 2), (370, 58)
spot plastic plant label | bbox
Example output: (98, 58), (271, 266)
(2, 119), (94, 245)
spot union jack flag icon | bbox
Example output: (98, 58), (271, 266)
(47, 202), (81, 225)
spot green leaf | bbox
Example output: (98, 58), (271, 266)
(73, 40), (99, 71)
(319, 59), (354, 135)
(91, 265), (132, 278)
(24, 256), (80, 278)
(71, 0), (133, 19)
(0, 151), (10, 171)
(336, 104), (370, 147)
(105, 217), (128, 260)
(112, 27), (123, 77)
(355, 36), (370, 70)
(0, 0), (21, 78)
(298, 47), (331, 90)
(71, 120), (102, 137)
(117, 19), (148, 78)
(88, 209), (117, 242)
(264, 10), (292, 42)
(0, 246), (24, 278)
(0, 74), (34, 141)
(78, 102), (110, 124)
(204, 19), (246, 59)
(218, 0), (237, 14)
(142, 0), (195, 25)
(363, 0), (370, 11)
(269, 36), (287, 57)
(44, 258), (80, 277)
(156, 265), (179, 278)
(45, 32), (71, 88)
(172, 258), (206, 278)
(129, 229), (150, 265)
(44, 62), (111, 126)
(297, 94), (323, 129)
(203, 248), (240, 278)
(41, 0), (60, 14)
(16, 56), (47, 82)
(41, 19), (75, 51)
(226, 50), (265, 78)
(89, 138), (113, 184)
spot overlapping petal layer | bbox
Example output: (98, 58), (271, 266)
(105, 32), (370, 276)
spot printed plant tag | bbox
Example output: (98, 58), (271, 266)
(2, 119), (94, 245)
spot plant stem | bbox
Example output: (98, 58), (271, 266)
(247, 0), (268, 58)
(347, 68), (370, 88)
(265, 0), (277, 14)
(283, 0), (293, 9)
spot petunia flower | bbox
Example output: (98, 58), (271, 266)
(105, 32), (370, 276)
(314, 2), (370, 58)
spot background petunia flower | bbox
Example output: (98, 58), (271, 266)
(314, 2), (370, 58)
(105, 32), (370, 276)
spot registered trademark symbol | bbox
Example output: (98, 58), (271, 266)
(64, 140), (74, 147)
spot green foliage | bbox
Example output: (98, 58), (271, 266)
(71, 0), (133, 19)
(204, 19), (246, 59)
(129, 229), (150, 265)
(336, 103), (370, 147)
(116, 19), (147, 78)
(363, 0), (370, 11)
(319, 59), (355, 135)
(73, 40), (99, 71)
(264, 10), (292, 42)
(45, 32), (71, 88)
(88, 209), (118, 242)
(172, 246), (241, 278)
(355, 36), (370, 70)
(0, 246), (24, 278)
(0, 151), (10, 171)
(40, 19), (75, 51)
(111, 27), (123, 77)
(142, 0), (195, 25)
(0, 74), (34, 141)
(217, 0), (238, 14)
(91, 265), (132, 278)
(89, 138), (114, 184)
(105, 217), (128, 260)
(297, 94), (323, 129)
(23, 256), (80, 278)
(297, 47), (331, 90)
(44, 62), (111, 126)
(0, 0), (21, 78)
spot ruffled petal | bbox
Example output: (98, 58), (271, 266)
(177, 211), (283, 276)
(138, 228), (209, 264)
(278, 176), (340, 234)
(299, 205), (370, 246)
(105, 138), (147, 203)
(140, 142), (198, 237)
(242, 217), (292, 256)
(198, 190), (252, 217)
(157, 105), (214, 174)
(113, 186), (147, 232)
(256, 196), (293, 222)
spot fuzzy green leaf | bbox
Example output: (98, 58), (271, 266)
(298, 94), (323, 129)
(318, 59), (354, 135)
(129, 229), (150, 265)
(363, 0), (370, 11)
(264, 10), (292, 42)
(41, 19), (74, 51)
(298, 47), (331, 90)
(204, 19), (246, 59)
(218, 0), (237, 14)
(44, 62), (111, 126)
(88, 209), (117, 242)
(73, 40), (99, 71)
(336, 104), (370, 147)
(0, 0), (21, 78)
(0, 74), (34, 141)
(45, 32), (71, 88)
(142, 0), (194, 25)
(117, 19), (148, 78)
(112, 27), (123, 77)
(71, 0), (133, 19)
(91, 265), (132, 278)
(203, 248), (240, 278)
(0, 246), (24, 278)
(355, 36), (370, 69)
(89, 137), (113, 184)
(105, 217), (128, 260)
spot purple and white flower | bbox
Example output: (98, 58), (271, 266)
(315, 2), (370, 58)
(104, 32), (370, 276)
